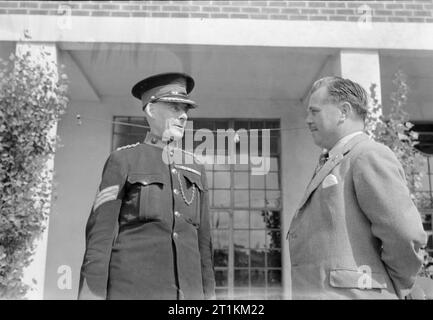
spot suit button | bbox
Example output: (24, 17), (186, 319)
(170, 150), (174, 157)
(173, 189), (179, 195)
(171, 168), (177, 174)
(174, 211), (181, 218)
(173, 232), (178, 239)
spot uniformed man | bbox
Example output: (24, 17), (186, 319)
(78, 72), (216, 300)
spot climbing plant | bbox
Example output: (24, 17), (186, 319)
(0, 50), (68, 299)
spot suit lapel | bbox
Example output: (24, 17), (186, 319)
(296, 133), (370, 211)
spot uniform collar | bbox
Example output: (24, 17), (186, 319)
(144, 131), (180, 149)
(326, 131), (364, 159)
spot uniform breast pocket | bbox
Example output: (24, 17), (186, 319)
(127, 172), (166, 222)
(177, 170), (205, 228)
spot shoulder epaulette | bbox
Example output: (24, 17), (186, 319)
(116, 142), (140, 151)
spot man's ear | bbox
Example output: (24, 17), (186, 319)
(144, 103), (155, 119)
(339, 101), (352, 121)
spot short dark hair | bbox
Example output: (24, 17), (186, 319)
(310, 76), (369, 121)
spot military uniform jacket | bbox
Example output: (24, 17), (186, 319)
(78, 133), (216, 300)
(288, 133), (427, 299)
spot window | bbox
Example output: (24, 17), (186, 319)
(193, 119), (282, 300)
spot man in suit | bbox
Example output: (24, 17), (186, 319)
(78, 72), (215, 300)
(288, 76), (427, 299)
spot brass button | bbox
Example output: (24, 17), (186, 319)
(174, 211), (181, 218)
(173, 189), (179, 195)
(170, 150), (174, 156)
(173, 232), (178, 239)
(171, 168), (177, 174)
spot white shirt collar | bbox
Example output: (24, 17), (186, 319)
(326, 131), (364, 158)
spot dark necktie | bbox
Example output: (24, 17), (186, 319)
(315, 151), (329, 174)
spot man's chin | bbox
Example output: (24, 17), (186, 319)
(163, 128), (184, 141)
(310, 133), (322, 146)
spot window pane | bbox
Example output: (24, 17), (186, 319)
(233, 210), (249, 229)
(211, 211), (230, 229)
(250, 210), (267, 229)
(268, 270), (282, 287)
(251, 190), (265, 208)
(214, 171), (230, 188)
(234, 248), (249, 267)
(234, 190), (249, 207)
(270, 157), (279, 171)
(215, 269), (228, 287)
(251, 269), (265, 287)
(267, 249), (282, 267)
(234, 270), (249, 287)
(206, 171), (213, 188)
(214, 249), (229, 267)
(250, 230), (266, 249)
(208, 190), (213, 206)
(267, 230), (281, 249)
(213, 230), (230, 249)
(266, 172), (279, 190)
(264, 211), (280, 229)
(270, 136), (280, 155)
(234, 163), (249, 171)
(214, 190), (231, 207)
(251, 249), (265, 267)
(234, 230), (249, 249)
(266, 190), (281, 209)
(234, 172), (249, 189)
(250, 175), (264, 189)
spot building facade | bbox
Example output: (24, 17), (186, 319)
(0, 0), (432, 299)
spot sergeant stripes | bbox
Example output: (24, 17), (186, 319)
(93, 185), (119, 211)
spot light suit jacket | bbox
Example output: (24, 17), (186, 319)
(288, 133), (427, 299)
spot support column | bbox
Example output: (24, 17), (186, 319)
(339, 49), (382, 106)
(16, 42), (58, 300)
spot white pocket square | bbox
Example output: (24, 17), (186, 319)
(322, 174), (338, 188)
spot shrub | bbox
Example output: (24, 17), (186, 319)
(0, 50), (68, 299)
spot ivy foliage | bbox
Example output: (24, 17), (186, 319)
(0, 50), (68, 299)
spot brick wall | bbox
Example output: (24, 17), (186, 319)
(0, 1), (432, 23)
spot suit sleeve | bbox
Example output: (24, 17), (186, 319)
(353, 146), (427, 298)
(197, 164), (216, 299)
(78, 152), (127, 300)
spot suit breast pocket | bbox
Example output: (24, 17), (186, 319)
(127, 172), (166, 222)
(177, 169), (205, 228)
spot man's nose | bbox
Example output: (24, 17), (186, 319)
(179, 111), (187, 122)
(305, 113), (313, 125)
